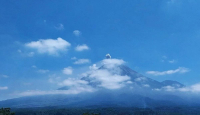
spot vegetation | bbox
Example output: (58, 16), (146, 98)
(0, 108), (15, 115)
(7, 106), (200, 115)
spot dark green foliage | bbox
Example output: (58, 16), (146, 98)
(0, 108), (15, 115)
(83, 112), (100, 115)
(10, 106), (200, 115)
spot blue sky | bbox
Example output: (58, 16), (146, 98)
(0, 0), (200, 100)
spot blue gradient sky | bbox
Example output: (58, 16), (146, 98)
(0, 0), (200, 100)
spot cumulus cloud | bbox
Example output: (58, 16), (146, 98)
(62, 67), (73, 75)
(75, 44), (89, 51)
(0, 86), (8, 90)
(38, 69), (49, 74)
(73, 30), (81, 37)
(146, 67), (190, 76)
(55, 24), (64, 30)
(25, 37), (71, 55)
(74, 59), (90, 64)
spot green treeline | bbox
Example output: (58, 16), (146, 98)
(0, 108), (15, 115)
(9, 107), (200, 115)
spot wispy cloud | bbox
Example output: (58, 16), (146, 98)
(62, 67), (73, 75)
(178, 83), (200, 92)
(38, 69), (49, 74)
(146, 67), (190, 76)
(18, 87), (94, 97)
(25, 37), (71, 55)
(152, 83), (200, 93)
(73, 30), (81, 37)
(0, 86), (8, 90)
(74, 59), (90, 64)
(55, 24), (64, 30)
(169, 60), (176, 63)
(27, 52), (35, 57)
(32, 65), (37, 68)
(0, 75), (9, 78)
(75, 44), (89, 51)
(71, 57), (77, 60)
(59, 78), (88, 87)
(17, 49), (22, 53)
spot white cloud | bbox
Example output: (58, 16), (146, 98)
(48, 74), (61, 84)
(17, 49), (22, 53)
(18, 58), (130, 96)
(18, 87), (94, 96)
(162, 85), (175, 91)
(63, 67), (73, 75)
(32, 65), (37, 68)
(81, 58), (131, 90)
(162, 56), (167, 59)
(167, 0), (176, 4)
(38, 69), (49, 74)
(135, 77), (146, 82)
(102, 58), (125, 69)
(25, 37), (71, 55)
(75, 44), (89, 51)
(73, 30), (81, 37)
(89, 64), (98, 70)
(27, 52), (35, 57)
(169, 60), (175, 63)
(0, 75), (9, 78)
(59, 78), (88, 87)
(74, 59), (90, 64)
(71, 57), (77, 60)
(143, 84), (150, 87)
(85, 69), (131, 90)
(152, 83), (200, 93)
(146, 67), (190, 76)
(178, 83), (200, 92)
(55, 24), (64, 30)
(0, 86), (8, 90)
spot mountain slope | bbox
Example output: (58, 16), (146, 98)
(0, 64), (187, 108)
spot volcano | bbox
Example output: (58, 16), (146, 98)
(0, 56), (188, 108)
